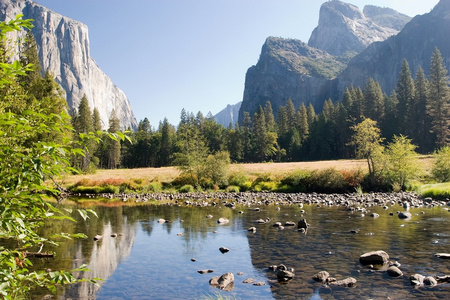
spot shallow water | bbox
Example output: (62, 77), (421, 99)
(32, 202), (450, 299)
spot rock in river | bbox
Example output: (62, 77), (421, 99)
(387, 266), (403, 277)
(398, 211), (412, 219)
(359, 250), (390, 265)
(209, 272), (234, 291)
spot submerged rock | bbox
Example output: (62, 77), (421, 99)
(328, 277), (357, 287)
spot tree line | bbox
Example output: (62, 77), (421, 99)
(76, 47), (448, 170)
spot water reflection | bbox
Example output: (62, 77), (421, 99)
(34, 202), (450, 299)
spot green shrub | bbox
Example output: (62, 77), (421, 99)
(69, 186), (101, 194)
(280, 170), (311, 192)
(226, 185), (240, 193)
(172, 173), (198, 187)
(307, 168), (347, 193)
(432, 146), (450, 182)
(145, 182), (163, 192)
(228, 172), (250, 187)
(99, 185), (119, 194)
(179, 184), (195, 193)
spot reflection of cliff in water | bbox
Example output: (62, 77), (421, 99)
(62, 215), (137, 299)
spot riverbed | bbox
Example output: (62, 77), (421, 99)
(33, 198), (450, 299)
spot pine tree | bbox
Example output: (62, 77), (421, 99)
(297, 102), (309, 141)
(264, 101), (276, 132)
(364, 78), (385, 124)
(105, 109), (121, 169)
(396, 59), (415, 135)
(158, 118), (175, 166)
(414, 66), (433, 152)
(306, 103), (316, 127)
(427, 47), (450, 148)
(73, 95), (94, 171)
(252, 106), (268, 162)
(241, 112), (252, 162)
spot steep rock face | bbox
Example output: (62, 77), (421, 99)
(308, 0), (400, 56)
(214, 101), (241, 127)
(0, 0), (137, 129)
(363, 5), (411, 30)
(239, 37), (342, 122)
(337, 0), (450, 95)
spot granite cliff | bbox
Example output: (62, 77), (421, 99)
(239, 0), (415, 123)
(0, 0), (137, 129)
(214, 101), (241, 127)
(337, 0), (450, 94)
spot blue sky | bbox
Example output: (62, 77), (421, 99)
(36, 0), (439, 127)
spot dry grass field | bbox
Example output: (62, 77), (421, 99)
(59, 156), (434, 187)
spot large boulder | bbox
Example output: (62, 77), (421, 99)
(359, 250), (390, 265)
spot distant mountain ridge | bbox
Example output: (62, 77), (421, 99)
(0, 0), (138, 130)
(237, 0), (447, 124)
(214, 102), (241, 127)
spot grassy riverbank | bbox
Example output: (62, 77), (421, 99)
(55, 156), (448, 197)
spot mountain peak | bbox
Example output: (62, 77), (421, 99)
(308, 0), (405, 56)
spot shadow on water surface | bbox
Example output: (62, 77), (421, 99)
(32, 200), (450, 299)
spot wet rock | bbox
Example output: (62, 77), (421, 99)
(328, 277), (357, 287)
(359, 250), (390, 265)
(197, 269), (214, 274)
(398, 211), (412, 219)
(410, 274), (425, 286)
(219, 247), (230, 254)
(243, 278), (255, 284)
(209, 272), (235, 291)
(217, 217), (229, 224)
(424, 276), (438, 286)
(350, 229), (360, 234)
(387, 266), (403, 277)
(312, 271), (330, 283)
(93, 235), (103, 241)
(435, 253), (450, 259)
(268, 265), (277, 271)
(276, 265), (295, 281)
(191, 258), (196, 262)
(370, 213), (380, 218)
(236, 272), (243, 276)
(253, 281), (266, 286)
(273, 222), (282, 227)
(284, 221), (296, 226)
(256, 219), (266, 224)
(206, 214), (213, 219)
(248, 227), (257, 233)
(436, 275), (450, 283)
(298, 219), (310, 229)
(110, 233), (118, 238)
(157, 218), (166, 223)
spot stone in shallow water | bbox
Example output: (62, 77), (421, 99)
(359, 250), (390, 265)
(387, 266), (403, 277)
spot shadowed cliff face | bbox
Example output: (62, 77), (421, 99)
(239, 37), (342, 122)
(0, 0), (137, 130)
